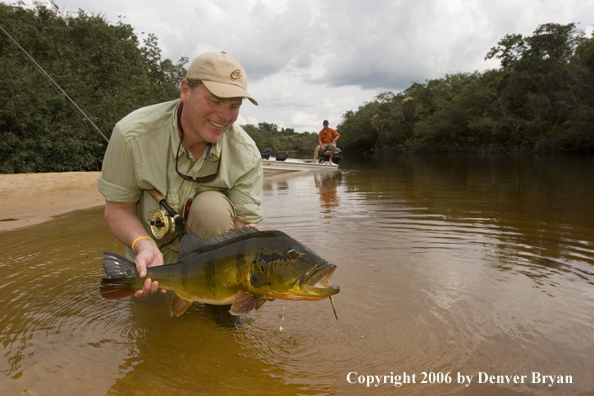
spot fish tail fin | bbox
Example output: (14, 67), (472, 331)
(100, 278), (136, 300)
(102, 252), (138, 279)
(100, 252), (139, 300)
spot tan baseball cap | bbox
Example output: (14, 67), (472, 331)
(186, 51), (258, 106)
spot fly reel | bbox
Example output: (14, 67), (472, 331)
(147, 189), (185, 240)
(149, 209), (176, 240)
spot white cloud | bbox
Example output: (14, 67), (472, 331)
(9, 0), (594, 132)
(291, 111), (320, 130)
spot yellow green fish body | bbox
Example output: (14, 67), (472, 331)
(100, 227), (339, 316)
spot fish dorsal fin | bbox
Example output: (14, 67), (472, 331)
(178, 226), (261, 258)
(230, 291), (268, 316)
(250, 272), (272, 287)
(178, 234), (208, 258)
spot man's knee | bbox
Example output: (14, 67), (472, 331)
(185, 191), (235, 239)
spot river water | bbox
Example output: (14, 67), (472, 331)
(0, 154), (593, 395)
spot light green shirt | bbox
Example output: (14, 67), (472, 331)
(97, 99), (263, 256)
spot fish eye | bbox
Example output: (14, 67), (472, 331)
(287, 249), (300, 260)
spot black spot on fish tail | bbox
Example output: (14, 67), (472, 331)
(102, 252), (138, 279)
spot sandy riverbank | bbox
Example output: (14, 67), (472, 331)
(0, 170), (300, 232)
(0, 172), (104, 232)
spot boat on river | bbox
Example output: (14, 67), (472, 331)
(262, 158), (339, 173)
(261, 147), (342, 173)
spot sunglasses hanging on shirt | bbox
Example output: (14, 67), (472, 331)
(175, 135), (220, 183)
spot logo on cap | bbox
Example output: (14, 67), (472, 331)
(230, 69), (242, 80)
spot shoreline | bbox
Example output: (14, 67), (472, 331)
(0, 172), (104, 232)
(0, 169), (301, 232)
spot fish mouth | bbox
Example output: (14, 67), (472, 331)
(299, 264), (340, 296)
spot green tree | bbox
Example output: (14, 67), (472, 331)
(241, 123), (318, 155)
(485, 23), (591, 150)
(0, 2), (187, 173)
(338, 22), (594, 154)
(337, 101), (379, 152)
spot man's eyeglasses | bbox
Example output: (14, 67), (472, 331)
(175, 136), (220, 183)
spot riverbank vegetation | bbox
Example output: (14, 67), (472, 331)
(241, 123), (317, 155)
(1, 3), (592, 174)
(0, 2), (186, 173)
(338, 23), (594, 154)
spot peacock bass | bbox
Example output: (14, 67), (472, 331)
(100, 227), (339, 317)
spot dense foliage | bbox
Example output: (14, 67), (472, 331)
(241, 122), (318, 155)
(338, 23), (594, 153)
(0, 2), (186, 173)
(2, 4), (591, 175)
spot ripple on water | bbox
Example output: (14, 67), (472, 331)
(1, 161), (594, 395)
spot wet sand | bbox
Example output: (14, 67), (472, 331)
(0, 172), (104, 232)
(0, 170), (296, 232)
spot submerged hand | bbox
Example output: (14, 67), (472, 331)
(133, 239), (167, 297)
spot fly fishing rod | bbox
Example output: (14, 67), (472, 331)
(1, 23), (183, 239)
(0, 24), (109, 144)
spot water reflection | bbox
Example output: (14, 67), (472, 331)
(338, 154), (594, 289)
(1, 154), (593, 395)
(314, 171), (342, 213)
(0, 207), (323, 395)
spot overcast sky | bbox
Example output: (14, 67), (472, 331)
(9, 0), (594, 132)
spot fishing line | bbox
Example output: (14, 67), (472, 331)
(1, 23), (189, 238)
(0, 24), (110, 143)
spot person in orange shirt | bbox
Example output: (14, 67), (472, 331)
(313, 120), (340, 164)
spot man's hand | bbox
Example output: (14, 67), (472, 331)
(133, 238), (167, 297)
(104, 201), (168, 298)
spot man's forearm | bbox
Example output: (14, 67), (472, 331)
(104, 201), (151, 249)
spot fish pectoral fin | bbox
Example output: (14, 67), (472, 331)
(253, 297), (268, 311)
(230, 291), (268, 316)
(170, 294), (192, 317)
(250, 272), (273, 288)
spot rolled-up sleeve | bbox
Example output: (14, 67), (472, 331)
(227, 156), (263, 224)
(97, 125), (142, 204)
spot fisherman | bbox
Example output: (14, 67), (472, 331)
(312, 120), (340, 164)
(97, 51), (263, 298)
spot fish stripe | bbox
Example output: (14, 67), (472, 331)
(100, 229), (339, 317)
(205, 259), (217, 295)
(235, 252), (246, 285)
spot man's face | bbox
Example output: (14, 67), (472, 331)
(323, 122), (329, 131)
(180, 81), (243, 144)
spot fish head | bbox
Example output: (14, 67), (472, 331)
(249, 233), (340, 301)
